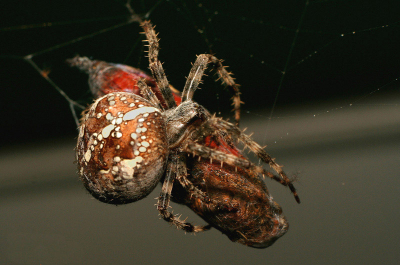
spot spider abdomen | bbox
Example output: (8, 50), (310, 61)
(76, 92), (168, 204)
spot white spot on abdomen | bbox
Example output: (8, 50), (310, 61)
(84, 149), (91, 162)
(122, 156), (143, 167)
(102, 124), (115, 138)
(120, 156), (144, 179)
(123, 107), (160, 121)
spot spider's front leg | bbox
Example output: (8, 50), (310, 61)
(158, 153), (211, 233)
(140, 20), (177, 110)
(181, 54), (242, 126)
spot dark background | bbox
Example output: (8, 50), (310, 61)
(1, 0), (399, 264)
(2, 0), (399, 147)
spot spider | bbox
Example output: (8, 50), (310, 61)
(75, 20), (299, 248)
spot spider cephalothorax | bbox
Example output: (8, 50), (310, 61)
(75, 20), (299, 248)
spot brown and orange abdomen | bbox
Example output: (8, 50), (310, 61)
(76, 92), (168, 204)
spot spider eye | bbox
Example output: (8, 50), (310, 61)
(76, 92), (168, 204)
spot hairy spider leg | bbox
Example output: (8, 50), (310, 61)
(184, 116), (300, 203)
(181, 54), (242, 126)
(157, 154), (211, 232)
(137, 79), (165, 110)
(140, 21), (177, 110)
(209, 118), (300, 203)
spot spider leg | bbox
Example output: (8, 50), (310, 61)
(140, 21), (177, 110)
(202, 118), (300, 202)
(175, 158), (213, 204)
(183, 118), (300, 203)
(177, 152), (241, 209)
(169, 150), (227, 206)
(137, 78), (164, 110)
(190, 150), (268, 198)
(158, 154), (211, 232)
(181, 54), (242, 126)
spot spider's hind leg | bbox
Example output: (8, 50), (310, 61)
(158, 154), (211, 233)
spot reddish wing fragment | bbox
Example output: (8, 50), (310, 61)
(68, 56), (181, 108)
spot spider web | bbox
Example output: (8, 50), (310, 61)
(2, 0), (399, 149)
(1, 0), (400, 264)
